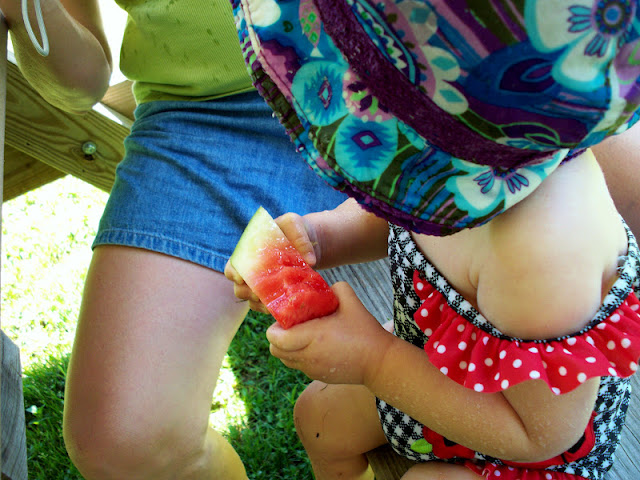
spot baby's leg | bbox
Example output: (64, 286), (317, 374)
(294, 380), (387, 480)
(401, 462), (483, 479)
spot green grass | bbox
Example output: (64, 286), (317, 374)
(22, 354), (83, 480)
(2, 177), (105, 366)
(2, 176), (314, 479)
(226, 312), (313, 479)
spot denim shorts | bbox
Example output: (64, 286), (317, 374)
(93, 91), (348, 272)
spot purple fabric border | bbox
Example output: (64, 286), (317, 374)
(314, 0), (551, 169)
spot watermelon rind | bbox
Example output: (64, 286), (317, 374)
(229, 207), (283, 278)
(229, 206), (339, 328)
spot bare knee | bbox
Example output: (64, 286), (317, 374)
(294, 381), (384, 459)
(294, 380), (363, 460)
(64, 408), (207, 480)
(294, 381), (332, 452)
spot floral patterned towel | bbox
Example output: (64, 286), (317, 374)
(231, 0), (640, 235)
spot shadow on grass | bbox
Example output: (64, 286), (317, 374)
(21, 311), (313, 480)
(225, 310), (314, 480)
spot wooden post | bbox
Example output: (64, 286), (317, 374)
(0, 3), (6, 204)
(0, 12), (8, 475)
(1, 13), (29, 480)
(1, 332), (28, 480)
(366, 445), (416, 480)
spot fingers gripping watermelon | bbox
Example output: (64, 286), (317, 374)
(230, 207), (339, 329)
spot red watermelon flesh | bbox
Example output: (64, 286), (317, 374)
(230, 207), (339, 329)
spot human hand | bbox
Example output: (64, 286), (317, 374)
(266, 282), (394, 385)
(224, 212), (321, 312)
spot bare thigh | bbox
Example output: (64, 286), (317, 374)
(63, 246), (249, 467)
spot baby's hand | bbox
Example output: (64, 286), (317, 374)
(223, 212), (320, 312)
(273, 212), (320, 266)
(266, 282), (393, 385)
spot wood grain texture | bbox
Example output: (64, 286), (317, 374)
(609, 374), (640, 480)
(365, 445), (417, 480)
(1, 332), (28, 480)
(321, 259), (393, 325)
(101, 80), (135, 121)
(4, 62), (127, 193)
(2, 146), (66, 201)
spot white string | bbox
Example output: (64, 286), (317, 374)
(22, 0), (49, 56)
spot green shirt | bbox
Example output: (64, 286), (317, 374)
(115, 0), (254, 104)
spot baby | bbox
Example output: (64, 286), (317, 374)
(227, 1), (640, 478)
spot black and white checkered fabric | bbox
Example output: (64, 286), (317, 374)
(376, 221), (640, 479)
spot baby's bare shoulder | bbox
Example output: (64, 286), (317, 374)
(477, 152), (626, 339)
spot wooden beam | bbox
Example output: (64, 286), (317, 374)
(0, 11), (6, 205)
(4, 61), (129, 193)
(101, 80), (135, 121)
(2, 145), (66, 201)
(0, 14), (9, 478)
(2, 75), (135, 202)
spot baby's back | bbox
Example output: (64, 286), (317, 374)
(414, 149), (628, 340)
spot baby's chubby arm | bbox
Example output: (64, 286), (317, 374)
(266, 282), (596, 463)
(450, 151), (621, 461)
(259, 208), (596, 464)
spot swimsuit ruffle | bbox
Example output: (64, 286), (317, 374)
(413, 270), (640, 395)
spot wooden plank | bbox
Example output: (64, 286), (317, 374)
(321, 259), (393, 325)
(4, 61), (128, 193)
(609, 371), (640, 480)
(1, 331), (28, 480)
(101, 80), (135, 121)
(0, 9), (6, 204)
(2, 146), (66, 201)
(0, 14), (7, 479)
(366, 445), (415, 480)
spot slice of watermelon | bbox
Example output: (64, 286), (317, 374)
(230, 207), (339, 329)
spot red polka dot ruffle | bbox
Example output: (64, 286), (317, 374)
(412, 270), (640, 395)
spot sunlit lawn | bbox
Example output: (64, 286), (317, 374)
(2, 176), (313, 479)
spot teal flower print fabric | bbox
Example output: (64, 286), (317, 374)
(231, 0), (640, 235)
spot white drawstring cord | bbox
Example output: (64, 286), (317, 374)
(22, 0), (49, 56)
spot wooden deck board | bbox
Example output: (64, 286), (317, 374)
(610, 376), (640, 480)
(1, 331), (28, 480)
(324, 260), (640, 480)
(321, 259), (393, 325)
